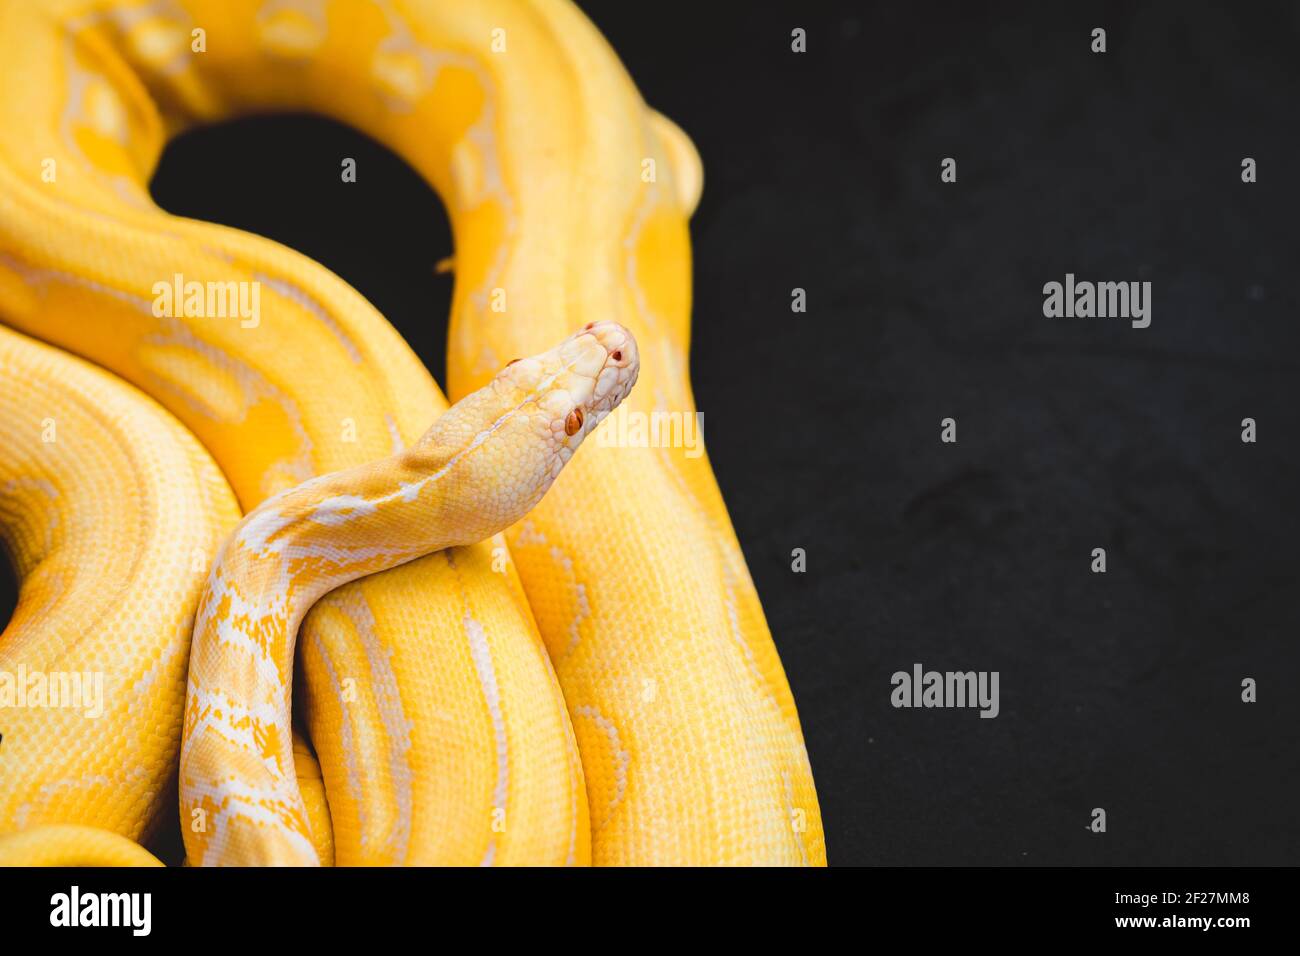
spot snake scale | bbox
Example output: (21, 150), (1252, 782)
(0, 0), (825, 866)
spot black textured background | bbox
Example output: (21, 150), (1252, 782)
(7, 0), (1300, 866)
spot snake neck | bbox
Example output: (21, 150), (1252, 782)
(179, 406), (541, 866)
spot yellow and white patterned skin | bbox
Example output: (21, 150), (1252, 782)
(182, 322), (637, 865)
(0, 0), (590, 867)
(0, 325), (239, 866)
(0, 0), (825, 865)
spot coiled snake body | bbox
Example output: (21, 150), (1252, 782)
(0, 0), (825, 866)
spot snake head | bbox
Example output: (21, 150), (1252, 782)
(500, 320), (640, 469)
(409, 322), (638, 543)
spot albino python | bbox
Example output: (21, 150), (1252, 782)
(183, 322), (637, 865)
(0, 0), (825, 866)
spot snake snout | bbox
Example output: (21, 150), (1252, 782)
(587, 321), (637, 368)
(579, 322), (639, 413)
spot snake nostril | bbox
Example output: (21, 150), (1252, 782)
(584, 322), (596, 331)
(611, 350), (622, 362)
(506, 358), (520, 367)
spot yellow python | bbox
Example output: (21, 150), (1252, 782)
(0, 0), (825, 866)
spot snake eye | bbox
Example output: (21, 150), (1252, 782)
(565, 408), (584, 436)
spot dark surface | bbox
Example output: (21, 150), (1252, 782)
(7, 0), (1300, 865)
